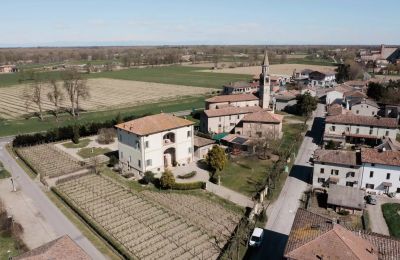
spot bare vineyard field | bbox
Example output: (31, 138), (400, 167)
(56, 174), (240, 260)
(197, 64), (336, 76)
(17, 144), (85, 178)
(0, 78), (215, 119)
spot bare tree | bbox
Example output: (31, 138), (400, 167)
(22, 77), (46, 120)
(62, 68), (89, 117)
(75, 79), (89, 117)
(47, 79), (64, 121)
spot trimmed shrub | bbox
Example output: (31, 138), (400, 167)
(172, 181), (206, 190)
(108, 155), (118, 167)
(160, 170), (175, 189)
(177, 171), (197, 179)
(140, 171), (155, 185)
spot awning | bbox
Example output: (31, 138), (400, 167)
(383, 182), (392, 187)
(212, 133), (229, 141)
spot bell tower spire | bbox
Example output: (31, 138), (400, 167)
(260, 49), (271, 110)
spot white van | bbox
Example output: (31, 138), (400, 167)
(249, 227), (264, 247)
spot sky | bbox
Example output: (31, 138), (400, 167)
(1, 0), (399, 47)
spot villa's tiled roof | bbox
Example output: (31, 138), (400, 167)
(204, 106), (262, 117)
(193, 136), (215, 147)
(314, 149), (360, 166)
(361, 148), (400, 167)
(14, 235), (90, 260)
(284, 209), (400, 260)
(205, 93), (259, 103)
(242, 110), (283, 124)
(115, 113), (193, 136)
(325, 114), (398, 128)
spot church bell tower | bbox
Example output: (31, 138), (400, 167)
(259, 49), (271, 110)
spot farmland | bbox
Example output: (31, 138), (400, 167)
(0, 65), (251, 88)
(0, 78), (214, 120)
(55, 173), (240, 259)
(198, 63), (336, 76)
(17, 144), (85, 178)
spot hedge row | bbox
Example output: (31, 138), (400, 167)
(51, 187), (136, 260)
(171, 181), (206, 190)
(12, 113), (153, 147)
(177, 171), (197, 179)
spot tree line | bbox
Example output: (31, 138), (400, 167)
(22, 68), (90, 121)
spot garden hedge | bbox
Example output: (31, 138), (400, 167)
(171, 181), (206, 190)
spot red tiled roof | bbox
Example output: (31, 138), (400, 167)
(205, 93), (259, 103)
(115, 113), (193, 136)
(326, 114), (398, 128)
(314, 149), (360, 166)
(14, 235), (91, 260)
(285, 209), (400, 260)
(361, 148), (400, 167)
(204, 106), (262, 117)
(344, 90), (368, 98)
(242, 110), (283, 124)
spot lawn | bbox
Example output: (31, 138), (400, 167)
(381, 203), (400, 238)
(77, 147), (111, 159)
(0, 65), (251, 88)
(62, 138), (91, 149)
(218, 156), (272, 197)
(0, 95), (205, 137)
(0, 232), (21, 260)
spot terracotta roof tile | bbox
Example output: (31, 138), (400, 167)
(361, 148), (400, 167)
(205, 93), (259, 103)
(344, 90), (368, 98)
(14, 235), (91, 260)
(325, 114), (398, 128)
(115, 113), (193, 136)
(314, 149), (360, 166)
(242, 110), (283, 124)
(285, 209), (400, 260)
(193, 136), (215, 147)
(204, 106), (262, 117)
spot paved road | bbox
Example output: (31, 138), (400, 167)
(245, 103), (325, 260)
(0, 137), (106, 260)
(366, 196), (397, 236)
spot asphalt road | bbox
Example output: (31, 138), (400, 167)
(245, 103), (325, 260)
(0, 137), (106, 260)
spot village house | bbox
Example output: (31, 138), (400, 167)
(201, 50), (284, 141)
(193, 135), (215, 159)
(312, 149), (362, 188)
(325, 84), (353, 105)
(324, 114), (398, 145)
(360, 148), (400, 196)
(222, 81), (259, 95)
(205, 93), (259, 109)
(0, 64), (18, 73)
(309, 70), (336, 88)
(115, 113), (194, 175)
(284, 208), (400, 260)
(360, 44), (400, 64)
(348, 99), (380, 117)
(326, 103), (350, 116)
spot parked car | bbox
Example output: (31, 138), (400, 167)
(249, 228), (264, 247)
(365, 195), (377, 205)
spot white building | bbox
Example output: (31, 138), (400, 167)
(360, 148), (400, 196)
(324, 114), (398, 145)
(222, 81), (259, 95)
(348, 99), (380, 117)
(115, 113), (194, 174)
(309, 71), (336, 88)
(325, 84), (353, 105)
(312, 149), (362, 188)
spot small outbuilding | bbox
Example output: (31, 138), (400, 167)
(327, 184), (365, 213)
(193, 136), (215, 159)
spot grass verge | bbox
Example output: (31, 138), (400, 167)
(0, 161), (11, 179)
(381, 203), (400, 238)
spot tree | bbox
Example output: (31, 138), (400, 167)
(115, 113), (123, 124)
(206, 145), (227, 173)
(90, 156), (101, 175)
(325, 140), (337, 150)
(75, 79), (89, 117)
(97, 128), (116, 144)
(22, 76), (46, 120)
(367, 82), (386, 101)
(335, 63), (350, 83)
(72, 125), (80, 144)
(108, 155), (118, 167)
(296, 93), (318, 118)
(47, 79), (64, 121)
(160, 170), (175, 189)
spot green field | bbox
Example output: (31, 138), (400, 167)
(62, 138), (91, 149)
(382, 203), (400, 238)
(0, 65), (251, 88)
(0, 161), (11, 179)
(0, 233), (21, 260)
(218, 157), (272, 197)
(0, 96), (205, 137)
(78, 147), (111, 159)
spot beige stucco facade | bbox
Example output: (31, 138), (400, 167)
(236, 122), (282, 139)
(313, 162), (362, 188)
(350, 103), (379, 117)
(117, 125), (194, 174)
(201, 112), (249, 134)
(325, 122), (398, 140)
